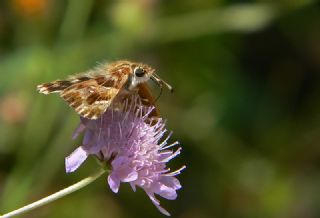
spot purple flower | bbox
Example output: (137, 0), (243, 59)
(65, 97), (185, 216)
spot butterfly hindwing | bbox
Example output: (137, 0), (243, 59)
(61, 79), (119, 119)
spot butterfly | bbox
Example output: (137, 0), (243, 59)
(37, 60), (173, 119)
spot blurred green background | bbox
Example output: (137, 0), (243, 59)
(0, 0), (320, 217)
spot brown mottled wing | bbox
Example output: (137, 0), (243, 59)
(60, 79), (118, 119)
(37, 76), (92, 94)
(37, 79), (77, 94)
(38, 75), (129, 119)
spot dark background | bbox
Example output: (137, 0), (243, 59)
(0, 0), (320, 217)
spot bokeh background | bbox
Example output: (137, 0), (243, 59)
(0, 0), (320, 217)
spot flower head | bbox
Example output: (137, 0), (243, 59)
(66, 97), (185, 216)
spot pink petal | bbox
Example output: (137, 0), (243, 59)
(82, 130), (93, 145)
(146, 190), (160, 205)
(130, 183), (137, 192)
(146, 191), (170, 216)
(161, 177), (181, 190)
(72, 123), (86, 140)
(111, 156), (129, 168)
(108, 174), (120, 193)
(122, 170), (138, 182)
(65, 146), (88, 173)
(153, 183), (177, 200)
(154, 204), (171, 216)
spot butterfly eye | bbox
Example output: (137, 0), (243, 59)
(134, 68), (146, 77)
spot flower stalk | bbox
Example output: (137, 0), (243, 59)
(0, 168), (107, 218)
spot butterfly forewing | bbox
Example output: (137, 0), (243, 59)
(37, 66), (130, 119)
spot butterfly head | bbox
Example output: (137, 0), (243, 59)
(130, 64), (155, 87)
(128, 63), (173, 93)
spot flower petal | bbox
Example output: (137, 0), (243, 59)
(122, 170), (138, 182)
(130, 183), (137, 192)
(161, 177), (182, 190)
(111, 156), (129, 168)
(82, 129), (94, 145)
(65, 146), (88, 173)
(72, 123), (86, 140)
(153, 183), (177, 200)
(146, 191), (171, 216)
(154, 204), (171, 216)
(108, 174), (120, 193)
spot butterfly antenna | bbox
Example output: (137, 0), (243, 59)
(151, 73), (173, 93)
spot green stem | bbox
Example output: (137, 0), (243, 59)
(0, 168), (107, 218)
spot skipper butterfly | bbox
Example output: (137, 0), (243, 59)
(37, 60), (172, 119)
